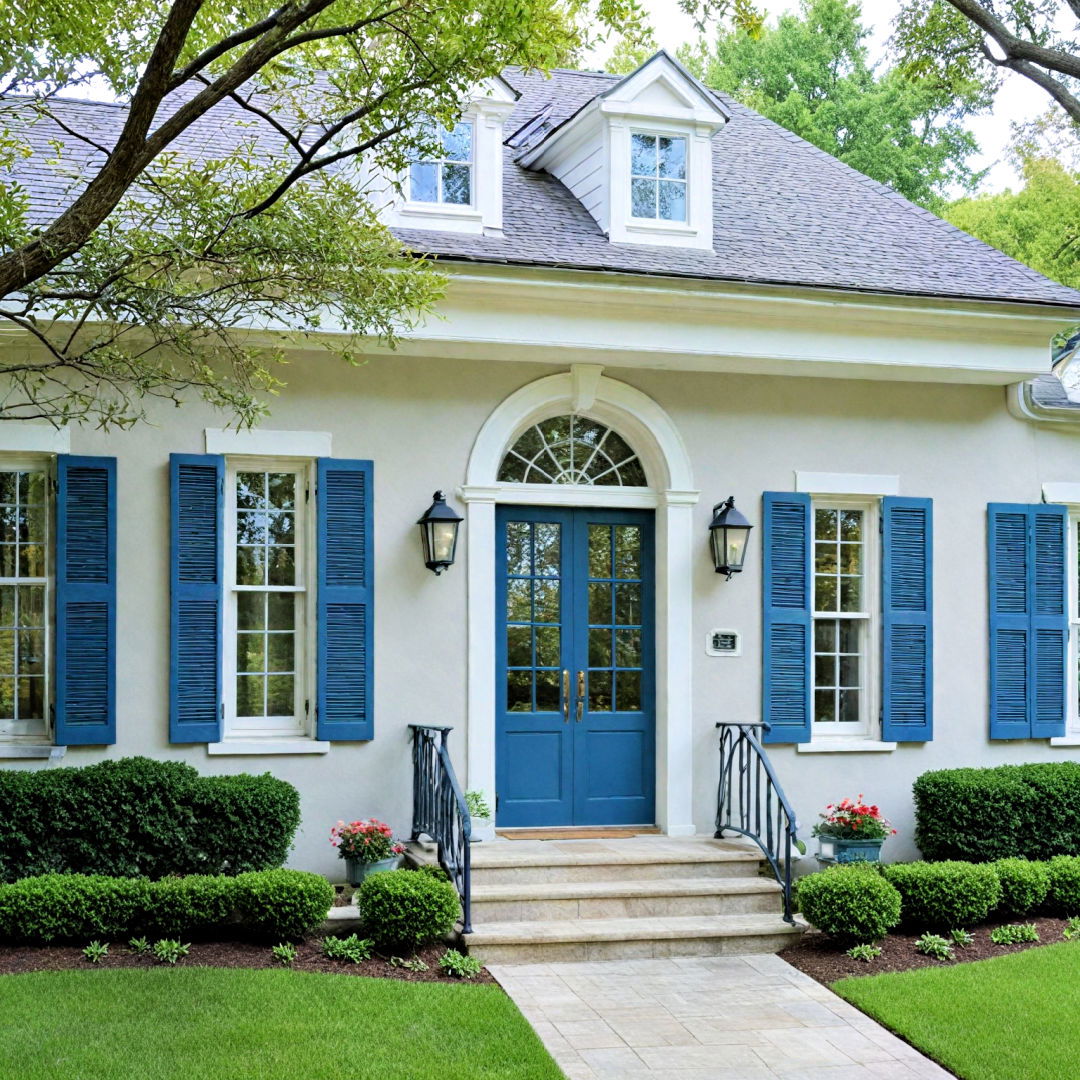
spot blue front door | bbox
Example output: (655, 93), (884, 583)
(495, 506), (655, 827)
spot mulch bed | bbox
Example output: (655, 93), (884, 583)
(781, 915), (1074, 985)
(0, 938), (495, 984)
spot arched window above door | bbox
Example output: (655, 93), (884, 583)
(497, 415), (647, 487)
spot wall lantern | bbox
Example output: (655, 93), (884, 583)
(418, 490), (463, 575)
(709, 496), (753, 580)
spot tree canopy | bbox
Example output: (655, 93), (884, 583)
(894, 1), (1080, 128)
(946, 155), (1080, 290)
(682, 0), (983, 209)
(0, 0), (678, 427)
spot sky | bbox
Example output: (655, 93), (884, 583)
(585, 0), (1062, 194)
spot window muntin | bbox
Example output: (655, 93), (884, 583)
(630, 133), (687, 223)
(227, 465), (310, 736)
(0, 467), (49, 738)
(498, 416), (647, 487)
(409, 122), (474, 206)
(812, 503), (875, 734)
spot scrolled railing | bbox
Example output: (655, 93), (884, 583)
(714, 722), (802, 924)
(409, 724), (472, 933)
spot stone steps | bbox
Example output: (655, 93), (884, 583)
(470, 875), (782, 921)
(465, 912), (805, 966)
(408, 834), (804, 966)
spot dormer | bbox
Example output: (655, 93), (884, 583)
(382, 76), (518, 235)
(517, 52), (728, 250)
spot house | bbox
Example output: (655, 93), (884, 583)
(4, 52), (1080, 932)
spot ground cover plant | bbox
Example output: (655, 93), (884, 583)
(0, 968), (561, 1080)
(834, 943), (1080, 1080)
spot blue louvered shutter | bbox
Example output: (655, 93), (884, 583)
(988, 504), (1032, 739)
(170, 454), (223, 743)
(55, 456), (116, 745)
(762, 492), (812, 744)
(316, 459), (373, 741)
(881, 497), (933, 742)
(1030, 504), (1068, 739)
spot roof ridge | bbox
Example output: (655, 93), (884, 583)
(715, 92), (1076, 297)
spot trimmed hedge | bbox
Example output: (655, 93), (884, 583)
(0, 870), (332, 943)
(797, 864), (902, 943)
(1046, 856), (1080, 916)
(357, 869), (460, 950)
(913, 763), (1080, 862)
(881, 861), (1001, 929)
(993, 858), (1050, 918)
(0, 757), (300, 882)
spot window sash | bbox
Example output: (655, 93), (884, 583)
(810, 499), (879, 736)
(0, 460), (52, 739)
(630, 133), (688, 222)
(408, 122), (474, 206)
(223, 461), (314, 738)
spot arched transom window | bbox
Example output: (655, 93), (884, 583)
(498, 415), (647, 487)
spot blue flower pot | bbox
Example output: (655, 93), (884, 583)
(345, 855), (400, 886)
(816, 837), (884, 865)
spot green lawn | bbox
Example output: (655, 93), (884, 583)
(0, 968), (563, 1080)
(834, 942), (1080, 1080)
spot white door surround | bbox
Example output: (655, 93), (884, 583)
(459, 365), (700, 836)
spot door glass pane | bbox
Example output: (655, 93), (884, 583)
(507, 625), (531, 667)
(535, 671), (559, 712)
(589, 628), (612, 668)
(506, 522), (531, 575)
(615, 583), (641, 626)
(588, 582), (611, 625)
(615, 628), (641, 668)
(534, 523), (560, 576)
(534, 579), (559, 623)
(588, 525), (612, 578)
(588, 670), (612, 712)
(535, 626), (560, 667)
(506, 579), (531, 622)
(614, 526), (641, 579)
(616, 670), (641, 711)
(507, 670), (531, 712)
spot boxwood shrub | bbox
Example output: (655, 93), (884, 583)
(0, 869), (331, 943)
(1046, 856), (1080, 916)
(357, 869), (460, 950)
(993, 858), (1050, 918)
(796, 864), (902, 943)
(881, 860), (1001, 929)
(913, 763), (1080, 862)
(0, 757), (300, 881)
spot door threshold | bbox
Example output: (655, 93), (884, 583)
(496, 826), (661, 841)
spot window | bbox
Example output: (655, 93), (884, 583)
(409, 123), (474, 206)
(812, 501), (877, 735)
(497, 416), (647, 487)
(630, 133), (687, 222)
(225, 463), (311, 737)
(0, 465), (49, 739)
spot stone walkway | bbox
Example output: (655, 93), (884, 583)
(489, 954), (950, 1080)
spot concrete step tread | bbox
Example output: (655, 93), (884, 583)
(467, 912), (805, 945)
(470, 876), (781, 902)
(442, 839), (763, 871)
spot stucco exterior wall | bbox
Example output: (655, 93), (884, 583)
(3, 348), (1078, 876)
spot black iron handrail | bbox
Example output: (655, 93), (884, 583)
(409, 724), (472, 933)
(714, 722), (802, 923)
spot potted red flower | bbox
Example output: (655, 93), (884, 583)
(812, 795), (896, 864)
(330, 818), (405, 885)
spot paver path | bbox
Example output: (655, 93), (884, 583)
(489, 954), (950, 1079)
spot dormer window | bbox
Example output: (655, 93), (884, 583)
(630, 134), (687, 223)
(517, 51), (728, 251)
(409, 123), (474, 207)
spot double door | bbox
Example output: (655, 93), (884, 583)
(495, 506), (655, 827)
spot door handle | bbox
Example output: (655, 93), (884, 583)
(576, 670), (585, 723)
(562, 670), (570, 722)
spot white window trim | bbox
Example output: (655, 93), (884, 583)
(1053, 509), (1080, 746)
(220, 457), (317, 746)
(805, 494), (889, 751)
(0, 454), (54, 744)
(629, 131), (688, 225)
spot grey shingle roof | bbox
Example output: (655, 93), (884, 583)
(395, 67), (1080, 309)
(1031, 373), (1080, 410)
(8, 66), (1080, 308)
